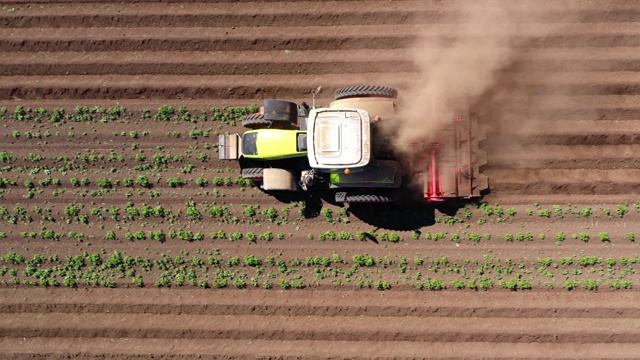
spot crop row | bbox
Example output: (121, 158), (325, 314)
(0, 104), (259, 125)
(440, 202), (638, 226)
(0, 146), (232, 176)
(2, 196), (639, 247)
(1, 250), (638, 291)
(0, 174), (249, 187)
(0, 203), (637, 246)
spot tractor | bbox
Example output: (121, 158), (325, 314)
(218, 85), (488, 203)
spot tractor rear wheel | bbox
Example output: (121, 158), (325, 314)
(241, 167), (264, 179)
(262, 168), (298, 191)
(242, 107), (297, 130)
(263, 99), (298, 125)
(335, 192), (396, 203)
(334, 85), (398, 100)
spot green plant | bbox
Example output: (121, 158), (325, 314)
(244, 255), (262, 267)
(259, 231), (274, 241)
(136, 175), (151, 188)
(574, 232), (589, 242)
(538, 257), (552, 267)
(261, 207), (278, 222)
(318, 230), (336, 241)
(227, 256), (240, 266)
(196, 177), (208, 187)
(388, 233), (400, 243)
(577, 256), (601, 267)
(616, 205), (628, 218)
(105, 230), (116, 240)
(468, 232), (481, 243)
(559, 257), (573, 266)
(583, 279), (598, 291)
(579, 207), (592, 217)
(321, 208), (333, 222)
(132, 276), (144, 287)
(537, 209), (551, 218)
(166, 177), (184, 187)
(186, 206), (202, 221)
(352, 254), (375, 267)
(370, 279), (390, 290)
(244, 205), (257, 217)
(234, 279), (247, 289)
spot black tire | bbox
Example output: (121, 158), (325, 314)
(241, 167), (264, 179)
(242, 113), (271, 129)
(263, 99), (298, 123)
(339, 193), (395, 203)
(334, 85), (398, 100)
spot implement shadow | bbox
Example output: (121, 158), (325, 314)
(346, 199), (465, 231)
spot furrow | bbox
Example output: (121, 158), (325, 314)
(485, 169), (640, 184)
(2, 98), (640, 112)
(5, 59), (640, 76)
(6, 48), (640, 64)
(2, 73), (640, 100)
(6, 1), (640, 17)
(2, 313), (640, 342)
(3, 327), (640, 344)
(3, 289), (639, 310)
(4, 10), (640, 29)
(491, 133), (640, 146)
(490, 182), (640, 196)
(487, 158), (640, 170)
(2, 338), (640, 359)
(484, 193), (640, 205)
(3, 302), (640, 318)
(2, 24), (640, 53)
(6, 0), (640, 6)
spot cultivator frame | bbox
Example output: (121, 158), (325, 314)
(414, 110), (488, 202)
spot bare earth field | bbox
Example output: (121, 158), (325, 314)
(1, 0), (640, 359)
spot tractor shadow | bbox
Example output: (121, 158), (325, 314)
(263, 191), (324, 219)
(345, 200), (466, 232)
(263, 189), (471, 230)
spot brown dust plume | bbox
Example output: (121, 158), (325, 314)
(393, 3), (548, 153)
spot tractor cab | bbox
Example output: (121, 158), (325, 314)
(307, 108), (371, 169)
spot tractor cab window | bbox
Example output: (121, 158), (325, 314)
(242, 132), (258, 155)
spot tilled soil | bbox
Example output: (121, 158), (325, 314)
(1, 0), (640, 359)
(3, 289), (640, 359)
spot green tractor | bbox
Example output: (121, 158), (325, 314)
(219, 85), (488, 203)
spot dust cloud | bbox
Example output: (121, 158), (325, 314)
(392, 2), (550, 154)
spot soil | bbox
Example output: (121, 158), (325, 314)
(1, 0), (640, 358)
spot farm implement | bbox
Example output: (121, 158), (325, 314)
(219, 85), (488, 203)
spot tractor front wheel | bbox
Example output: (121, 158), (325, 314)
(334, 85), (398, 100)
